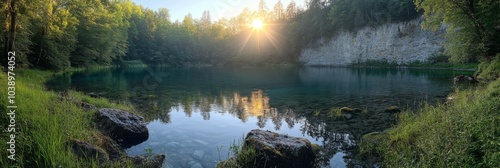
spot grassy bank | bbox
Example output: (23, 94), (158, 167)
(0, 70), (134, 167)
(363, 76), (500, 166)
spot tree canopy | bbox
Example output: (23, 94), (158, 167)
(415, 0), (500, 63)
(1, 0), (430, 69)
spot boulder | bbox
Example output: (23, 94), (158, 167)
(453, 75), (478, 84)
(243, 129), (316, 168)
(125, 154), (165, 168)
(68, 139), (109, 163)
(95, 108), (149, 148)
(99, 135), (125, 160)
(81, 102), (97, 111)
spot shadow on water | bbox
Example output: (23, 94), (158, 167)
(47, 66), (473, 167)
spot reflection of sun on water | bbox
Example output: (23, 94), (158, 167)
(233, 90), (273, 117)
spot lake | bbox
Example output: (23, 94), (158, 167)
(47, 66), (473, 167)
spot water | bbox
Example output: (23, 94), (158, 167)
(47, 66), (473, 167)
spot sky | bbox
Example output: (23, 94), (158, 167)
(131, 0), (305, 22)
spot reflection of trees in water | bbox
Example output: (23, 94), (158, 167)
(130, 89), (362, 167)
(301, 120), (354, 167)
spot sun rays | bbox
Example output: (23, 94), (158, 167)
(237, 19), (282, 57)
(252, 19), (263, 29)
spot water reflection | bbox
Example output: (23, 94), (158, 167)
(46, 66), (474, 167)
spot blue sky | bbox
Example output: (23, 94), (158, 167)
(131, 0), (304, 22)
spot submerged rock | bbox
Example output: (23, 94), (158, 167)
(125, 154), (165, 168)
(384, 106), (401, 113)
(95, 108), (149, 148)
(243, 129), (316, 168)
(340, 107), (362, 113)
(68, 139), (109, 163)
(192, 150), (204, 160)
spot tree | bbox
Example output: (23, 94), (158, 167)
(415, 0), (500, 63)
(2, 0), (31, 68)
(286, 0), (297, 19)
(273, 0), (284, 21)
(258, 0), (268, 21)
(70, 0), (131, 67)
(30, 0), (78, 69)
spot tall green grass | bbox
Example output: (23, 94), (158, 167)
(216, 137), (259, 168)
(0, 70), (134, 167)
(374, 79), (500, 167)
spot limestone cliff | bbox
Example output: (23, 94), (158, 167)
(299, 18), (444, 66)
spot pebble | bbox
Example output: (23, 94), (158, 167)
(192, 150), (204, 160)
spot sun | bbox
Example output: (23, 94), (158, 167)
(252, 19), (263, 29)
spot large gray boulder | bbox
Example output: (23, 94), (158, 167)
(95, 108), (149, 148)
(243, 129), (316, 168)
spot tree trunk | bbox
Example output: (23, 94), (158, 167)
(7, 0), (17, 53)
(2, 0), (10, 67)
(3, 0), (17, 68)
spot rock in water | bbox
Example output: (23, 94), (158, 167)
(126, 154), (166, 168)
(384, 106), (401, 113)
(95, 108), (149, 148)
(243, 129), (316, 168)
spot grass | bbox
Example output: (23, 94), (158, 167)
(216, 137), (259, 168)
(368, 77), (500, 167)
(0, 69), (135, 167)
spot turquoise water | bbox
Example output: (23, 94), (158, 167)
(48, 66), (473, 167)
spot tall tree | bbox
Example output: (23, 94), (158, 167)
(273, 0), (284, 21)
(30, 0), (78, 69)
(286, 0), (297, 19)
(2, 0), (33, 68)
(258, 0), (268, 21)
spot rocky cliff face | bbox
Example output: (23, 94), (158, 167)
(300, 18), (444, 66)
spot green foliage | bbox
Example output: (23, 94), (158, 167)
(30, 0), (78, 70)
(71, 0), (127, 67)
(2, 0), (427, 70)
(329, 0), (419, 32)
(476, 54), (500, 81)
(415, 0), (500, 63)
(376, 78), (500, 167)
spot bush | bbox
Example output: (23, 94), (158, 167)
(476, 54), (500, 81)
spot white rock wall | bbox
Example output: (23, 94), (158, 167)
(299, 18), (444, 66)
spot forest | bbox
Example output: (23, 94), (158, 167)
(1, 0), (500, 167)
(1, 0), (421, 69)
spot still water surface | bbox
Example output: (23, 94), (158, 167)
(48, 66), (473, 167)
